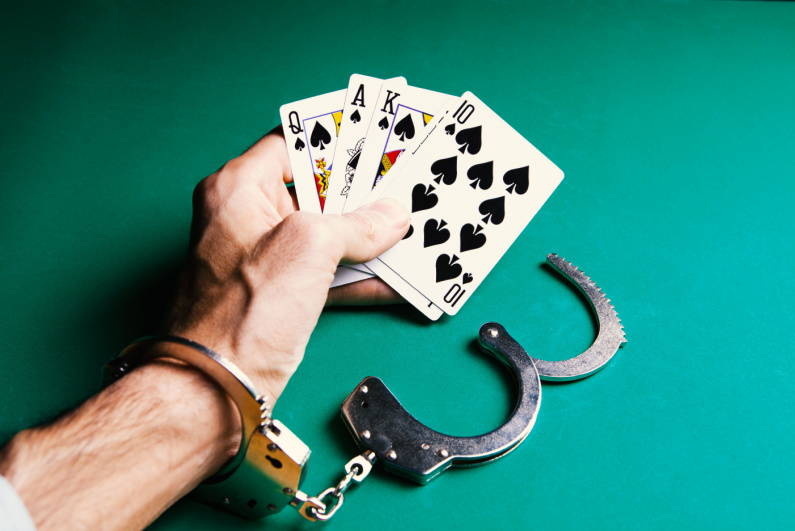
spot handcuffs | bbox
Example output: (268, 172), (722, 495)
(102, 254), (626, 522)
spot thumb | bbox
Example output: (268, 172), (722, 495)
(330, 198), (410, 264)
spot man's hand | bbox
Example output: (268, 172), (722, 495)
(164, 128), (409, 402)
(0, 130), (409, 530)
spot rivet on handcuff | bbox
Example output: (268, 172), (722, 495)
(103, 253), (626, 522)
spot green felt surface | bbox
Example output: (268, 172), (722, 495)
(1, 0), (793, 529)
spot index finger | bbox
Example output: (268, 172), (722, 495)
(326, 277), (404, 306)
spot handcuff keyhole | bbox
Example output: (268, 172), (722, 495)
(265, 455), (283, 469)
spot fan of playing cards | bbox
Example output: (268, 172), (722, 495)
(280, 75), (564, 321)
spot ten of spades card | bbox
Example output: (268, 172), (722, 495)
(280, 89), (346, 214)
(342, 81), (452, 213)
(366, 92), (564, 318)
(324, 75), (406, 216)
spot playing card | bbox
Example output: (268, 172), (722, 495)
(342, 81), (452, 213)
(363, 109), (451, 206)
(367, 92), (564, 317)
(280, 89), (346, 213)
(324, 75), (406, 216)
(371, 266), (444, 321)
(332, 265), (373, 287)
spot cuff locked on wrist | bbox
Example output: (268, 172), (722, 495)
(102, 336), (310, 519)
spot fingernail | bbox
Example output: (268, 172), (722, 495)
(366, 198), (410, 229)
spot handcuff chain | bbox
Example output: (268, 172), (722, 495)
(309, 451), (377, 521)
(333, 468), (357, 497)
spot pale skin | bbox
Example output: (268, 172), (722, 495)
(0, 129), (410, 530)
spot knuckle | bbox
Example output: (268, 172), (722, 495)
(195, 157), (248, 210)
(193, 174), (227, 214)
(192, 174), (216, 210)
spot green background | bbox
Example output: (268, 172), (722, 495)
(1, 0), (793, 529)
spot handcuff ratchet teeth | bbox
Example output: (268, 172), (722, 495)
(534, 253), (627, 381)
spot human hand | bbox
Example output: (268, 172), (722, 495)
(162, 128), (410, 403)
(0, 129), (410, 531)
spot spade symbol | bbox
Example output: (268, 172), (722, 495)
(378, 116), (390, 130)
(294, 138), (306, 151)
(466, 161), (494, 190)
(350, 109), (361, 123)
(479, 196), (506, 225)
(444, 123), (456, 135)
(310, 122), (332, 150)
(411, 184), (438, 213)
(455, 125), (482, 155)
(460, 223), (487, 252)
(503, 165), (529, 195)
(435, 254), (462, 283)
(423, 219), (450, 248)
(463, 273), (474, 284)
(402, 225), (414, 240)
(348, 151), (360, 170)
(393, 114), (416, 142)
(430, 156), (457, 185)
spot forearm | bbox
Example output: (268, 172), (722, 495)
(0, 131), (410, 530)
(0, 360), (241, 530)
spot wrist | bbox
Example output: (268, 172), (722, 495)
(104, 336), (312, 520)
(123, 358), (244, 471)
(1, 359), (241, 530)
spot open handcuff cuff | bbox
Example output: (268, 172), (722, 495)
(103, 254), (626, 522)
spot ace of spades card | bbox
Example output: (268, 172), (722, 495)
(280, 89), (346, 213)
(343, 81), (452, 213)
(366, 92), (564, 318)
(324, 75), (406, 216)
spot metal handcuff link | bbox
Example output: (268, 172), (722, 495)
(103, 253), (626, 522)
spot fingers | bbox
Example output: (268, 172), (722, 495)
(321, 199), (410, 306)
(191, 129), (297, 258)
(240, 126), (293, 185)
(251, 198), (409, 307)
(287, 184), (299, 212)
(323, 198), (411, 265)
(238, 128), (296, 219)
(196, 128), (294, 213)
(326, 277), (404, 306)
